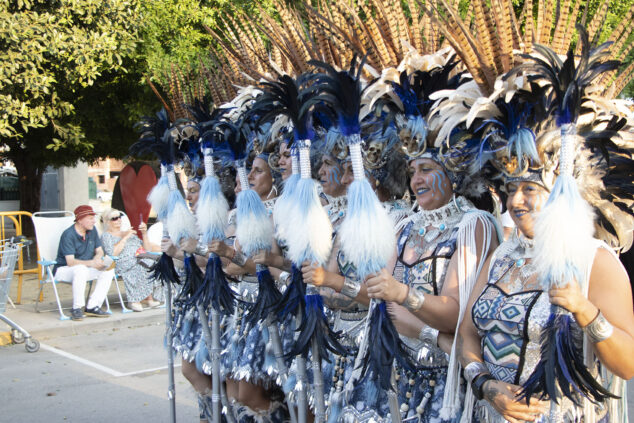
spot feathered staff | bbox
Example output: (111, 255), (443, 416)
(184, 103), (234, 423)
(249, 74), (342, 423)
(130, 108), (184, 423)
(513, 26), (620, 409)
(306, 57), (408, 399)
(212, 115), (281, 327)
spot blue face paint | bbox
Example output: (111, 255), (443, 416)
(328, 166), (341, 186)
(428, 170), (446, 197)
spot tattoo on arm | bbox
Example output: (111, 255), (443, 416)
(319, 287), (356, 309)
(483, 381), (502, 404)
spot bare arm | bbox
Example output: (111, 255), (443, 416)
(367, 219), (498, 333)
(549, 247), (634, 380)
(302, 235), (371, 309)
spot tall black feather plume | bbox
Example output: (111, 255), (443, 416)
(286, 290), (348, 361)
(304, 56), (369, 137)
(507, 25), (620, 126)
(518, 310), (618, 406)
(274, 265), (305, 318)
(176, 255), (205, 307)
(150, 252), (181, 286)
(360, 302), (416, 392)
(249, 74), (314, 142)
(202, 255), (235, 315)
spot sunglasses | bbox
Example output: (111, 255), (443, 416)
(110, 214), (122, 221)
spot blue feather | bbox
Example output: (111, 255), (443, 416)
(244, 267), (282, 327)
(360, 301), (415, 392)
(198, 175), (227, 243)
(235, 188), (271, 257)
(150, 253), (181, 286)
(275, 265), (306, 318)
(288, 288), (348, 360)
(203, 254), (235, 315)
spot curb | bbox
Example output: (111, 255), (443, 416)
(4, 307), (166, 341)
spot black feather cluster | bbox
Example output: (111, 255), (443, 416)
(150, 252), (181, 286)
(274, 265), (306, 318)
(249, 74), (315, 142)
(519, 308), (618, 406)
(509, 25), (620, 126)
(244, 267), (283, 327)
(305, 56), (369, 137)
(288, 293), (348, 360)
(202, 254), (235, 315)
(360, 301), (416, 392)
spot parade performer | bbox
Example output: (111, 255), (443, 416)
(209, 98), (290, 422)
(454, 28), (634, 423)
(348, 49), (502, 422)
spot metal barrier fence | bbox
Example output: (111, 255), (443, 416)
(0, 211), (39, 304)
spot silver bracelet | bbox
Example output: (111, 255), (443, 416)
(194, 242), (208, 256)
(417, 326), (439, 348)
(402, 287), (425, 312)
(231, 249), (248, 267)
(584, 309), (614, 344)
(278, 271), (291, 285)
(340, 277), (361, 299)
(463, 361), (489, 384)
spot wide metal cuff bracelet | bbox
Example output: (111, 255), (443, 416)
(417, 326), (439, 348)
(584, 310), (614, 344)
(231, 250), (248, 267)
(340, 277), (361, 299)
(194, 242), (208, 256)
(402, 287), (425, 312)
(463, 361), (489, 384)
(278, 271), (290, 285)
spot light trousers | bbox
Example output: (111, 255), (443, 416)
(54, 265), (114, 309)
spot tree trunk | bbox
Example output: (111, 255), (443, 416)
(12, 151), (43, 237)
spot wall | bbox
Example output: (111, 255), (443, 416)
(58, 162), (89, 211)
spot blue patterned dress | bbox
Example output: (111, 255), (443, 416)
(471, 235), (610, 422)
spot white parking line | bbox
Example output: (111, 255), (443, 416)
(40, 343), (180, 377)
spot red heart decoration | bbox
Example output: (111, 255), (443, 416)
(119, 164), (157, 238)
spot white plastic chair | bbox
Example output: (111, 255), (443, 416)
(33, 211), (113, 320)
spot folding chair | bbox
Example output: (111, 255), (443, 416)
(97, 212), (132, 314)
(33, 211), (113, 320)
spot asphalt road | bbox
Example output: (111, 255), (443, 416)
(0, 321), (198, 422)
(1, 316), (633, 422)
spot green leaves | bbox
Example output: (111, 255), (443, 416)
(0, 0), (141, 145)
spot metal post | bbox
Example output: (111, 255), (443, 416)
(165, 282), (177, 423)
(266, 317), (298, 423)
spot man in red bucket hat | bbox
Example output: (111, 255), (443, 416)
(53, 205), (114, 320)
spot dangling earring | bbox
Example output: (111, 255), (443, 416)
(266, 185), (278, 200)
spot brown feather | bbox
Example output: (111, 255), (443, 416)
(407, 0), (424, 52)
(561, 0), (581, 53)
(146, 76), (174, 122)
(587, 0), (610, 44)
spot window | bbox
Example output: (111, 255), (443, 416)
(98, 175), (105, 184)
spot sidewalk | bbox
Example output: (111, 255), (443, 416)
(1, 271), (166, 344)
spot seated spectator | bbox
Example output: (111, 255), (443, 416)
(54, 205), (113, 321)
(100, 208), (161, 312)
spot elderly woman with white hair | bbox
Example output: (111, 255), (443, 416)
(100, 208), (161, 311)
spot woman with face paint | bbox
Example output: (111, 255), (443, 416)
(208, 147), (291, 423)
(452, 50), (634, 422)
(355, 56), (501, 423)
(159, 168), (225, 423)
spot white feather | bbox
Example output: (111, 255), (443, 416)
(533, 175), (596, 289)
(167, 201), (198, 244)
(284, 183), (333, 265)
(338, 182), (396, 279)
(147, 178), (170, 219)
(196, 194), (229, 242)
(236, 212), (274, 256)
